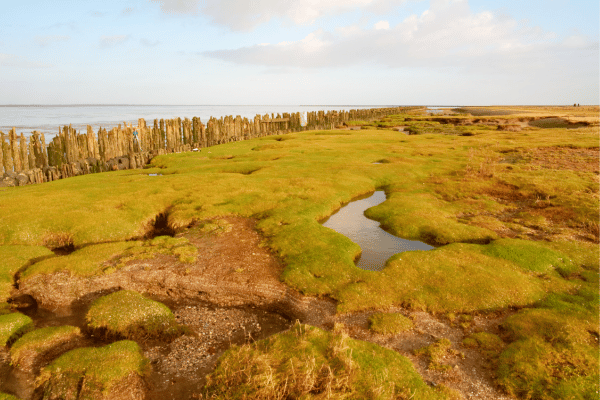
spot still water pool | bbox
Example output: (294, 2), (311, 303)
(322, 191), (433, 271)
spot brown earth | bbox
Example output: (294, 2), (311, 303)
(8, 217), (518, 399)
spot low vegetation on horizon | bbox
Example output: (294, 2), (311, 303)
(0, 105), (598, 399)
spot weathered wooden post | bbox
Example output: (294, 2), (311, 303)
(20, 133), (29, 171)
(9, 128), (22, 172)
(28, 137), (36, 171)
(1, 132), (13, 173)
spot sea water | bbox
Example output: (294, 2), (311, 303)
(0, 104), (394, 139)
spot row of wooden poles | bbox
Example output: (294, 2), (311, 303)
(0, 107), (408, 186)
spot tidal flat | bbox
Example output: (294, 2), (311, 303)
(1, 105), (598, 399)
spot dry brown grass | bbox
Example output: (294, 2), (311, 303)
(41, 231), (74, 250)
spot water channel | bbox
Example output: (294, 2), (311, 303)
(322, 191), (433, 271)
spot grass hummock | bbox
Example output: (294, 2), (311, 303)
(414, 338), (464, 372)
(202, 322), (458, 399)
(0, 313), (34, 347)
(85, 290), (181, 339)
(36, 340), (149, 400)
(369, 312), (414, 335)
(10, 325), (82, 370)
(497, 276), (599, 399)
(462, 332), (505, 358)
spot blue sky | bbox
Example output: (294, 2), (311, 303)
(1, 0), (598, 105)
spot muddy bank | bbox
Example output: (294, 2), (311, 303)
(4, 217), (336, 399)
(15, 217), (337, 327)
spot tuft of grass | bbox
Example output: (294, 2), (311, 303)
(10, 325), (82, 370)
(369, 312), (414, 335)
(462, 332), (504, 357)
(41, 231), (74, 250)
(414, 338), (463, 372)
(86, 290), (182, 339)
(0, 313), (34, 346)
(202, 321), (453, 399)
(36, 340), (149, 400)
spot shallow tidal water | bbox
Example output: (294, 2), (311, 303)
(322, 191), (433, 271)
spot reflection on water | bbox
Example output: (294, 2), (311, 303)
(322, 191), (433, 271)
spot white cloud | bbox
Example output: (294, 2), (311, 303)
(150, 0), (200, 14)
(0, 53), (52, 68)
(374, 20), (389, 30)
(140, 38), (160, 47)
(202, 0), (597, 75)
(151, 0), (404, 30)
(35, 35), (70, 47)
(99, 35), (129, 48)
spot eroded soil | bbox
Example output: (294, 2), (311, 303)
(5, 217), (518, 399)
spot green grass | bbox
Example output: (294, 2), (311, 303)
(20, 241), (139, 280)
(334, 242), (567, 314)
(36, 340), (149, 399)
(0, 393), (22, 400)
(497, 266), (599, 399)
(10, 325), (81, 368)
(116, 235), (199, 266)
(202, 322), (458, 399)
(479, 238), (578, 274)
(0, 312), (33, 346)
(0, 245), (54, 302)
(369, 312), (414, 335)
(85, 290), (181, 339)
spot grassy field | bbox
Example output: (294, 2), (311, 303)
(0, 106), (598, 399)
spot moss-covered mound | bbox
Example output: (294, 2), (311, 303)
(86, 290), (181, 339)
(10, 325), (83, 371)
(202, 322), (458, 399)
(369, 312), (414, 335)
(35, 340), (148, 400)
(0, 313), (33, 346)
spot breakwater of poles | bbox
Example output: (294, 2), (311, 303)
(0, 106), (409, 187)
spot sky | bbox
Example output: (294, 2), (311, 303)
(1, 0), (598, 105)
